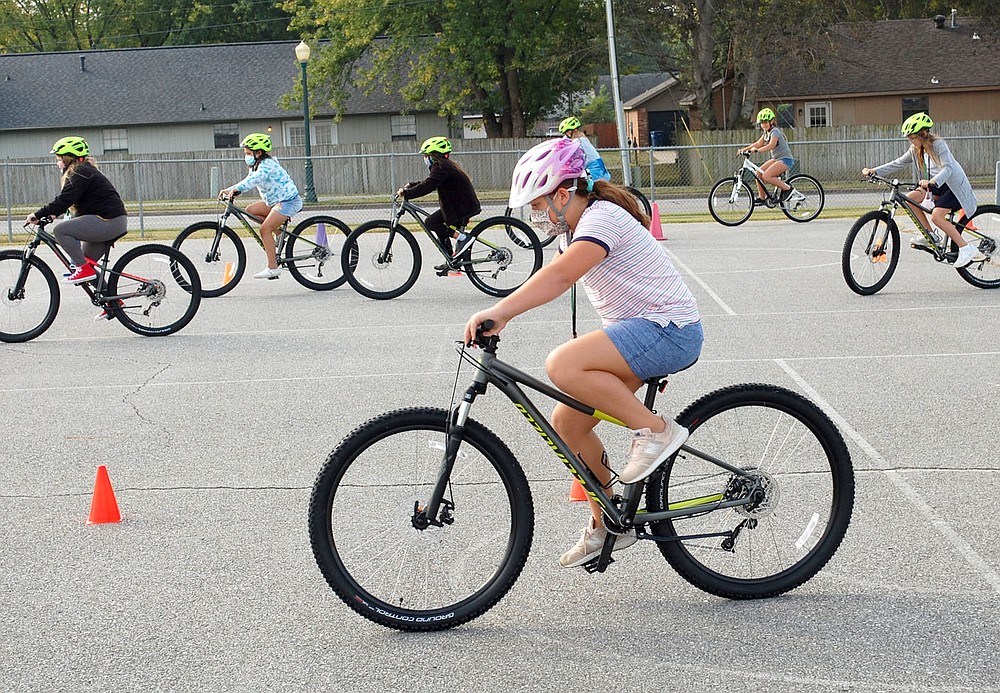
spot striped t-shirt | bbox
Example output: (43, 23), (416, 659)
(560, 200), (700, 328)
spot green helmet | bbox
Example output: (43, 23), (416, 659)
(50, 136), (90, 157)
(901, 112), (934, 136)
(558, 116), (582, 134)
(755, 108), (776, 123)
(240, 133), (272, 152)
(420, 136), (452, 155)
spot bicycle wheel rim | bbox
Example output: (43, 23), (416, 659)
(0, 252), (59, 343)
(342, 222), (421, 300)
(956, 206), (1000, 288)
(285, 216), (350, 290)
(709, 178), (753, 226)
(464, 217), (542, 297)
(173, 223), (244, 298)
(843, 212), (899, 295)
(109, 245), (201, 336)
(648, 385), (853, 597)
(782, 175), (824, 222)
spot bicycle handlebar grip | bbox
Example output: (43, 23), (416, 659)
(474, 320), (500, 350)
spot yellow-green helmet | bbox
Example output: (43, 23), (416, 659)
(756, 108), (776, 123)
(51, 136), (90, 157)
(240, 133), (272, 152)
(901, 112), (934, 136)
(558, 116), (582, 134)
(420, 136), (452, 155)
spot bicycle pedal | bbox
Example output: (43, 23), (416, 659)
(582, 556), (615, 574)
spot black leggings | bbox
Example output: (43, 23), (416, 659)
(426, 210), (469, 254)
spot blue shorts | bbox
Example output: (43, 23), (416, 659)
(776, 157), (794, 170)
(604, 318), (704, 381)
(275, 195), (303, 217)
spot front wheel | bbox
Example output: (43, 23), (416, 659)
(309, 407), (534, 631)
(645, 384), (854, 599)
(341, 221), (421, 300)
(781, 174), (825, 222)
(172, 222), (245, 298)
(842, 210), (900, 295)
(0, 250), (60, 343)
(284, 215), (352, 291)
(107, 244), (202, 336)
(709, 177), (754, 226)
(955, 204), (1000, 289)
(462, 216), (543, 297)
(625, 186), (653, 217)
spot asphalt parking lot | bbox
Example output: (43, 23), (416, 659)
(2, 216), (998, 692)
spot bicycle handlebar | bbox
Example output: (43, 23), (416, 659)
(471, 319), (500, 351)
(866, 174), (919, 190)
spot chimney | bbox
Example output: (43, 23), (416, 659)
(80, 55), (86, 72)
(934, 15), (946, 29)
(951, 8), (957, 28)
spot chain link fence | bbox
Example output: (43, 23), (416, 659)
(4, 136), (999, 243)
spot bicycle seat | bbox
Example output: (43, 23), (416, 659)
(109, 231), (128, 244)
(643, 358), (699, 403)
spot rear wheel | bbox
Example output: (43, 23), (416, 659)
(341, 221), (421, 300)
(0, 250), (59, 343)
(781, 174), (824, 223)
(842, 210), (899, 295)
(107, 244), (202, 336)
(172, 222), (245, 298)
(462, 216), (543, 297)
(284, 215), (352, 291)
(709, 177), (754, 226)
(955, 204), (1000, 289)
(625, 186), (653, 217)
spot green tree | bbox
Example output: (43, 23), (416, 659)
(579, 84), (615, 124)
(281, 0), (606, 137)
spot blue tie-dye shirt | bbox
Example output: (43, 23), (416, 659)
(232, 157), (300, 206)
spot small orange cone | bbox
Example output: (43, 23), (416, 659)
(649, 201), (666, 240)
(88, 465), (121, 524)
(569, 479), (587, 502)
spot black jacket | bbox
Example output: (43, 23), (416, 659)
(35, 162), (127, 220)
(402, 158), (481, 224)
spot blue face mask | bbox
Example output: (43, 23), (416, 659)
(245, 154), (256, 166)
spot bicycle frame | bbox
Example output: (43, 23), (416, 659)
(389, 199), (508, 265)
(419, 341), (760, 538)
(212, 200), (326, 268)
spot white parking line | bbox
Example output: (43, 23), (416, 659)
(663, 246), (737, 315)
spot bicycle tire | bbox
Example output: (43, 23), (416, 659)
(842, 210), (900, 295)
(341, 221), (422, 300)
(0, 250), (60, 343)
(504, 206), (556, 248)
(107, 244), (202, 336)
(172, 222), (246, 298)
(709, 177), (754, 226)
(645, 383), (854, 599)
(309, 407), (534, 631)
(955, 204), (1000, 289)
(462, 216), (543, 297)
(625, 186), (653, 217)
(781, 174), (825, 223)
(284, 215), (352, 291)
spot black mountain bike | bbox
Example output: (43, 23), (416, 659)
(1, 217), (201, 342)
(309, 322), (855, 631)
(342, 198), (543, 299)
(842, 175), (1000, 295)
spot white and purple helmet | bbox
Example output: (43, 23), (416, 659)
(508, 138), (587, 208)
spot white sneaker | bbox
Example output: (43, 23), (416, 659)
(253, 267), (281, 280)
(619, 417), (688, 485)
(558, 516), (637, 568)
(911, 230), (941, 249)
(955, 243), (980, 269)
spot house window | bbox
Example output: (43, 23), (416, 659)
(805, 102), (830, 128)
(214, 123), (241, 149)
(390, 114), (417, 141)
(902, 96), (929, 120)
(102, 128), (128, 152)
(285, 121), (336, 147)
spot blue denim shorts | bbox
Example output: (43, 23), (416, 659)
(275, 195), (303, 217)
(777, 157), (794, 169)
(604, 318), (704, 381)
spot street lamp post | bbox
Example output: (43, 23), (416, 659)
(295, 40), (318, 203)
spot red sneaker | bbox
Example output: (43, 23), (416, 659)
(95, 299), (125, 321)
(65, 263), (97, 284)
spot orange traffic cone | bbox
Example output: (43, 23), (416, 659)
(87, 465), (121, 525)
(569, 478), (587, 502)
(649, 201), (666, 240)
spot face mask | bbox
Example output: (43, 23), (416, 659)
(424, 155), (433, 169)
(529, 209), (569, 237)
(245, 154), (256, 166)
(55, 158), (66, 172)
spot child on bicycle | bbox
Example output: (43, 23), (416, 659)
(738, 108), (794, 205)
(464, 137), (703, 569)
(558, 116), (611, 182)
(25, 136), (128, 285)
(219, 133), (303, 280)
(396, 136), (481, 276)
(861, 112), (979, 268)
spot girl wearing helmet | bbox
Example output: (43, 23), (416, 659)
(219, 133), (302, 280)
(464, 138), (703, 569)
(738, 107), (794, 204)
(25, 136), (128, 285)
(558, 116), (611, 182)
(396, 137), (481, 274)
(862, 113), (979, 268)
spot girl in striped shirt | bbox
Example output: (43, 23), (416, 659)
(464, 138), (703, 569)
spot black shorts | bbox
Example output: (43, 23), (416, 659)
(929, 183), (961, 211)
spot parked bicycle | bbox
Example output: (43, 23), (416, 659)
(506, 185), (652, 248)
(172, 198), (351, 297)
(1, 217), (201, 342)
(708, 153), (824, 226)
(842, 175), (1000, 295)
(341, 198), (543, 299)
(309, 321), (855, 631)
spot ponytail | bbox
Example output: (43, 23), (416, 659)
(564, 178), (650, 227)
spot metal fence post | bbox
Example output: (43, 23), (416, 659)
(648, 145), (656, 202)
(210, 166), (220, 198)
(4, 162), (11, 242)
(134, 159), (145, 238)
(996, 161), (1000, 205)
